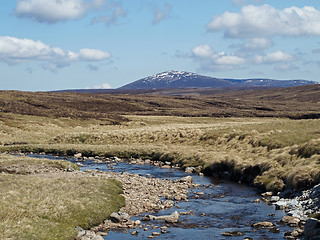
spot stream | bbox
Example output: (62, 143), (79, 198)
(28, 154), (293, 239)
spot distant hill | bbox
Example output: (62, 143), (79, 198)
(118, 70), (316, 90)
(1, 84), (319, 120)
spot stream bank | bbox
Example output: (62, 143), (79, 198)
(22, 153), (306, 239)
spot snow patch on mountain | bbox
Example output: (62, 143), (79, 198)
(141, 71), (199, 83)
(119, 70), (316, 90)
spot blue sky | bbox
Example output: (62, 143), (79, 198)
(1, 0), (320, 91)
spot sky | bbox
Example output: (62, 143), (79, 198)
(1, 0), (320, 91)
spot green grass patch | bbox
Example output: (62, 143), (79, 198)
(0, 154), (124, 240)
(0, 173), (124, 240)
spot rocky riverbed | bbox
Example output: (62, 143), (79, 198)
(269, 184), (320, 240)
(73, 170), (194, 240)
(21, 153), (320, 239)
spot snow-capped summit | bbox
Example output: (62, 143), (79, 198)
(139, 71), (200, 84)
(119, 70), (316, 90)
(119, 70), (231, 89)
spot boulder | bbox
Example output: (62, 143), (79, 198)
(92, 235), (104, 240)
(280, 216), (300, 226)
(179, 176), (193, 184)
(75, 228), (104, 240)
(185, 167), (195, 173)
(274, 199), (288, 210)
(252, 221), (275, 228)
(110, 211), (130, 223)
(161, 211), (180, 223)
(310, 184), (320, 199)
(161, 200), (175, 208)
(142, 211), (180, 223)
(261, 192), (273, 197)
(161, 165), (171, 169)
(75, 226), (86, 239)
(270, 196), (280, 202)
(304, 218), (320, 240)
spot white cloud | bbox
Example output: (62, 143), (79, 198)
(15, 0), (106, 23)
(229, 38), (273, 55)
(192, 44), (296, 72)
(0, 36), (111, 70)
(0, 36), (63, 61)
(153, 3), (172, 25)
(254, 51), (294, 64)
(192, 45), (215, 58)
(90, 83), (112, 89)
(241, 38), (273, 50)
(192, 45), (246, 71)
(79, 48), (110, 61)
(207, 5), (320, 38)
(215, 55), (245, 65)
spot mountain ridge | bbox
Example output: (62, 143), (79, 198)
(118, 70), (316, 90)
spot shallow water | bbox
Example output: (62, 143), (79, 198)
(28, 154), (293, 239)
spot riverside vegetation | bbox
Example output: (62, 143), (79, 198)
(0, 87), (319, 239)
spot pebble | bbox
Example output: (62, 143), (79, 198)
(252, 221), (275, 228)
(261, 192), (273, 197)
(221, 231), (244, 236)
(160, 226), (167, 231)
(270, 196), (280, 202)
(131, 231), (139, 235)
(134, 220), (141, 226)
(90, 168), (191, 234)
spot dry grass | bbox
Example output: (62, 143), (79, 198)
(0, 154), (124, 240)
(1, 87), (319, 238)
(1, 114), (320, 193)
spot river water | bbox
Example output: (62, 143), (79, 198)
(28, 154), (293, 239)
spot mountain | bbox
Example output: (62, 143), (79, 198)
(118, 70), (316, 90)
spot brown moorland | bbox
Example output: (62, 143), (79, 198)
(0, 84), (319, 122)
(0, 84), (320, 239)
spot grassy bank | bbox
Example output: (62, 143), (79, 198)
(0, 154), (125, 240)
(1, 113), (320, 193)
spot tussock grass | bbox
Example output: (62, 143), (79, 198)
(0, 154), (124, 240)
(0, 153), (79, 174)
(1, 114), (320, 193)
